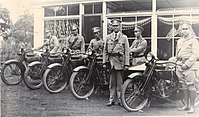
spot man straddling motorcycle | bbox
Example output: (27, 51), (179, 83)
(103, 19), (129, 106)
(175, 21), (199, 114)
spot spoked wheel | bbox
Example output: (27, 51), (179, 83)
(121, 77), (149, 112)
(24, 64), (43, 90)
(43, 66), (68, 93)
(1, 62), (23, 85)
(70, 69), (95, 99)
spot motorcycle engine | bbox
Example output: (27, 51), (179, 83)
(158, 79), (170, 97)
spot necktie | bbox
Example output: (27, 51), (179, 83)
(114, 33), (117, 40)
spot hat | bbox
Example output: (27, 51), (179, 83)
(92, 27), (101, 33)
(134, 26), (144, 32)
(111, 19), (121, 26)
(71, 24), (78, 30)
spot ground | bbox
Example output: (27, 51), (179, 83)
(1, 81), (199, 117)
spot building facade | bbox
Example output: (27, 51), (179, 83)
(32, 0), (199, 60)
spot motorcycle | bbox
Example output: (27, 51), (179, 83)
(1, 47), (39, 85)
(121, 52), (199, 112)
(69, 48), (110, 99)
(23, 47), (62, 90)
(43, 47), (84, 93)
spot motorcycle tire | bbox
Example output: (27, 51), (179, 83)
(1, 62), (23, 85)
(121, 78), (149, 112)
(70, 69), (95, 99)
(43, 66), (68, 94)
(24, 64), (43, 90)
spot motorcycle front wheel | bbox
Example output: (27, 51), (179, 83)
(121, 78), (149, 112)
(24, 64), (43, 90)
(43, 66), (68, 93)
(1, 62), (23, 85)
(70, 69), (95, 99)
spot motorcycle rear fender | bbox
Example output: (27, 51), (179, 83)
(73, 66), (89, 72)
(47, 63), (63, 69)
(128, 72), (143, 79)
(28, 61), (43, 67)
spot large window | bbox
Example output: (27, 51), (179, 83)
(157, 14), (199, 60)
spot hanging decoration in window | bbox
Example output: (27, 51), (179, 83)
(158, 16), (198, 40)
(107, 17), (151, 30)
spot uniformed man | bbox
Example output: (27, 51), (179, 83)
(65, 24), (85, 54)
(103, 19), (129, 106)
(176, 22), (199, 114)
(37, 30), (59, 53)
(130, 26), (147, 66)
(87, 27), (104, 55)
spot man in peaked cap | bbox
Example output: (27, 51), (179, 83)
(87, 27), (104, 55)
(103, 19), (129, 106)
(65, 24), (85, 54)
(130, 25), (147, 66)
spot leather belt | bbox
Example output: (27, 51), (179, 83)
(133, 55), (145, 58)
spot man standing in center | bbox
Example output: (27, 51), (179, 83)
(103, 19), (129, 106)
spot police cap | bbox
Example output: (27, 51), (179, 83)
(71, 24), (78, 31)
(111, 19), (121, 26)
(92, 27), (101, 33)
(134, 26), (144, 32)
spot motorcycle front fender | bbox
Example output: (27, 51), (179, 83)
(128, 72), (143, 79)
(73, 66), (89, 72)
(4, 59), (26, 73)
(28, 61), (43, 67)
(47, 63), (63, 69)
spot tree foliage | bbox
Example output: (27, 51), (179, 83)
(12, 11), (34, 47)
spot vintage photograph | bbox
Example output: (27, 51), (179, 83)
(0, 0), (199, 116)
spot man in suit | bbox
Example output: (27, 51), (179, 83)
(130, 26), (147, 66)
(176, 22), (199, 114)
(103, 19), (129, 106)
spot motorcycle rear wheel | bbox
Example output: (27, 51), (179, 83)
(121, 78), (149, 112)
(70, 69), (95, 99)
(43, 66), (68, 93)
(24, 64), (43, 90)
(1, 62), (23, 85)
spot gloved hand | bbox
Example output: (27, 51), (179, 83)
(124, 65), (129, 71)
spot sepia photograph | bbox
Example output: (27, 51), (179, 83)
(0, 0), (199, 116)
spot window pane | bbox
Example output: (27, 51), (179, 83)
(107, 1), (152, 13)
(56, 6), (67, 16)
(84, 4), (92, 14)
(94, 3), (102, 13)
(138, 16), (151, 37)
(44, 7), (55, 17)
(122, 17), (135, 38)
(157, 39), (172, 60)
(158, 15), (172, 37)
(68, 4), (79, 15)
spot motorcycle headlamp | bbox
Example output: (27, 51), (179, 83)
(62, 47), (69, 54)
(86, 48), (93, 55)
(42, 47), (48, 53)
(146, 52), (154, 61)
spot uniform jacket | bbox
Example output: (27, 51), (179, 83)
(65, 34), (85, 53)
(103, 31), (129, 70)
(87, 38), (104, 55)
(176, 37), (199, 70)
(130, 38), (147, 56)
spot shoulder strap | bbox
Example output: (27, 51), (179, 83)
(69, 37), (78, 49)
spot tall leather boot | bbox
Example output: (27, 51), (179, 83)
(187, 90), (196, 114)
(178, 89), (189, 111)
